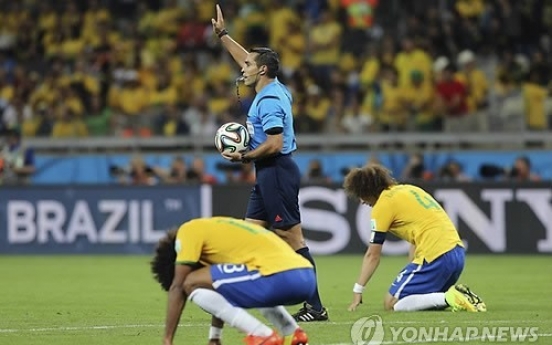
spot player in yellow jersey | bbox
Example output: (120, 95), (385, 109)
(343, 164), (487, 313)
(150, 217), (312, 345)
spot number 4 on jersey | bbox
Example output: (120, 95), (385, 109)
(410, 190), (441, 210)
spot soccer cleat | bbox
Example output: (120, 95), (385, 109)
(445, 285), (475, 312)
(286, 328), (308, 345)
(292, 303), (329, 322)
(244, 331), (283, 345)
(455, 284), (487, 312)
(445, 284), (486, 312)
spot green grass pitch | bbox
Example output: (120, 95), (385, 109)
(0, 255), (550, 345)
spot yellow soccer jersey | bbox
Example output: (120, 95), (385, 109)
(175, 217), (312, 276)
(370, 184), (463, 264)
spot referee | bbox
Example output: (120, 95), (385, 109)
(212, 4), (328, 322)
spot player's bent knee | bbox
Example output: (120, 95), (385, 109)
(384, 293), (398, 311)
(183, 268), (214, 295)
(183, 278), (198, 296)
(183, 278), (212, 296)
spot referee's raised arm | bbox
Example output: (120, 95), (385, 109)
(211, 4), (248, 67)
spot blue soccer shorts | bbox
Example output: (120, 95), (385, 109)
(389, 245), (465, 299)
(209, 264), (316, 308)
(245, 154), (301, 230)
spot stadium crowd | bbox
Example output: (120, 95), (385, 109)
(0, 0), (551, 140)
(104, 152), (542, 186)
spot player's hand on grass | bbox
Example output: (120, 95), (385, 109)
(211, 4), (225, 35)
(221, 151), (242, 163)
(348, 293), (363, 311)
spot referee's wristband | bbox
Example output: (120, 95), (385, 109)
(353, 283), (365, 294)
(218, 29), (228, 38)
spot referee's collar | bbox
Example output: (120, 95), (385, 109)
(258, 77), (279, 94)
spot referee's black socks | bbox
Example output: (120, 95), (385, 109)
(296, 247), (324, 312)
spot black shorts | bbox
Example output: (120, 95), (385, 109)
(245, 154), (301, 229)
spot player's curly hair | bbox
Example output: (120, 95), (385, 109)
(150, 228), (178, 292)
(343, 163), (397, 201)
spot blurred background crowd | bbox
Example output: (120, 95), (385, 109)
(0, 0), (551, 185)
(0, 0), (552, 139)
(105, 152), (542, 186)
(104, 152), (542, 186)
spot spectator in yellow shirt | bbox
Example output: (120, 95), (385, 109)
(60, 28), (85, 61)
(305, 84), (331, 132)
(161, 104), (189, 136)
(113, 74), (149, 116)
(29, 74), (59, 108)
(378, 68), (406, 131)
(268, 1), (300, 51)
(204, 55), (234, 87)
(279, 20), (306, 79)
(149, 72), (178, 107)
(110, 72), (151, 136)
(155, 0), (184, 35)
(0, 70), (14, 102)
(455, 0), (484, 19)
(359, 45), (381, 90)
(456, 50), (488, 113)
(402, 70), (437, 131)
(5, 3), (30, 34)
(137, 2), (157, 36)
(37, 2), (58, 33)
(523, 71), (548, 131)
(62, 87), (85, 117)
(195, 0), (215, 23)
(180, 61), (206, 103)
(69, 59), (101, 97)
(207, 83), (232, 120)
(394, 38), (432, 88)
(83, 0), (111, 36)
(52, 107), (88, 138)
(309, 10), (342, 90)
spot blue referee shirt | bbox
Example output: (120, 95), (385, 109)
(246, 78), (297, 155)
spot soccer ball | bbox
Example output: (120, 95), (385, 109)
(214, 122), (250, 153)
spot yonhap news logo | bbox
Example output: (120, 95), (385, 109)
(350, 315), (540, 344)
(350, 316), (384, 345)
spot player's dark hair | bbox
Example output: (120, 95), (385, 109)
(343, 163), (397, 201)
(250, 47), (279, 78)
(150, 228), (178, 292)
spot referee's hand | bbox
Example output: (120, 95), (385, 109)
(211, 4), (225, 35)
(221, 151), (242, 163)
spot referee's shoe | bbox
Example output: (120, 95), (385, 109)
(292, 303), (329, 322)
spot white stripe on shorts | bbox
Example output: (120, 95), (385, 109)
(212, 272), (262, 289)
(393, 264), (423, 299)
